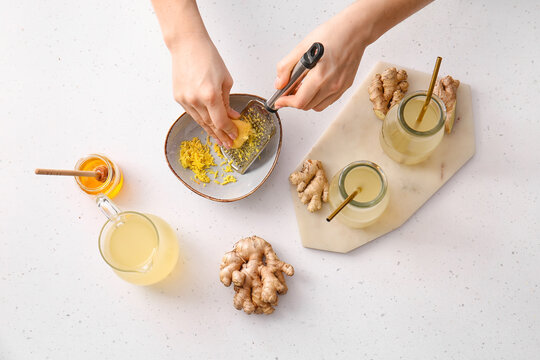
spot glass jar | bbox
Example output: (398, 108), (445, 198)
(328, 161), (389, 229)
(380, 91), (446, 165)
(97, 195), (180, 285)
(74, 154), (123, 198)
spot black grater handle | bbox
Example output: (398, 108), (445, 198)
(265, 42), (325, 112)
(301, 42), (324, 69)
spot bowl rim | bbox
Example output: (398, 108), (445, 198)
(164, 93), (283, 202)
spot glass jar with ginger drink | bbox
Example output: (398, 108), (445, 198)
(75, 154), (123, 198)
(380, 91), (446, 165)
(328, 161), (389, 229)
(96, 195), (179, 285)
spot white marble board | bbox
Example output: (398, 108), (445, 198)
(290, 61), (475, 253)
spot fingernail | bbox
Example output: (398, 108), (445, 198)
(274, 77), (280, 88)
(230, 131), (238, 140)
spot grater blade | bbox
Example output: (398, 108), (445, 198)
(221, 100), (276, 174)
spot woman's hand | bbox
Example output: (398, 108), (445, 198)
(273, 10), (370, 112)
(274, 0), (431, 112)
(170, 34), (240, 147)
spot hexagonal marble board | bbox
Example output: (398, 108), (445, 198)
(289, 61), (475, 253)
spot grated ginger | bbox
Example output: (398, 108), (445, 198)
(180, 137), (216, 183)
(214, 143), (225, 159)
(221, 175), (237, 185)
(180, 136), (237, 186)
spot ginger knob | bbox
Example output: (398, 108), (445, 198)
(219, 236), (294, 315)
(368, 67), (409, 120)
(230, 119), (253, 149)
(434, 75), (460, 133)
(289, 159), (329, 212)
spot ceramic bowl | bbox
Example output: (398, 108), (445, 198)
(164, 93), (282, 202)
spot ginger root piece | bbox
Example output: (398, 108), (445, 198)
(230, 119), (252, 149)
(434, 75), (460, 133)
(289, 159), (329, 212)
(220, 236), (294, 315)
(368, 67), (409, 119)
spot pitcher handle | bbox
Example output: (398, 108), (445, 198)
(96, 194), (121, 220)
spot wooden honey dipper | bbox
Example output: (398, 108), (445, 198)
(35, 165), (109, 182)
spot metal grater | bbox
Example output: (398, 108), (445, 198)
(222, 42), (324, 175)
(221, 100), (276, 174)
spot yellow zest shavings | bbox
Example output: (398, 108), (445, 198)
(214, 143), (225, 159)
(221, 175), (237, 185)
(180, 137), (216, 183)
(179, 136), (238, 186)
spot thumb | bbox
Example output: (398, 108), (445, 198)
(275, 44), (306, 89)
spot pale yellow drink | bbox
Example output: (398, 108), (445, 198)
(380, 91), (446, 165)
(329, 161), (389, 229)
(97, 196), (179, 285)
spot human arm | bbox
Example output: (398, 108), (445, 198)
(151, 0), (239, 147)
(274, 0), (432, 111)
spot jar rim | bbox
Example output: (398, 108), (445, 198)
(74, 154), (114, 193)
(398, 91), (446, 136)
(98, 211), (159, 273)
(338, 161), (387, 208)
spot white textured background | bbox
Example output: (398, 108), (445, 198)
(1, 0), (539, 359)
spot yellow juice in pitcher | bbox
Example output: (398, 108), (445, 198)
(99, 212), (179, 285)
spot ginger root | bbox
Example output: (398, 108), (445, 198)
(368, 67), (409, 119)
(434, 75), (460, 133)
(230, 119), (252, 149)
(289, 159), (329, 212)
(220, 236), (294, 315)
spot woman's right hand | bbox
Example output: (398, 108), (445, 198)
(169, 34), (240, 147)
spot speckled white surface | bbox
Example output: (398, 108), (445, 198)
(1, 1), (539, 359)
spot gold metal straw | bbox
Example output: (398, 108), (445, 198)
(326, 187), (362, 222)
(415, 56), (442, 124)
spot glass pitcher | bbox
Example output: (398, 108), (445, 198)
(96, 195), (179, 285)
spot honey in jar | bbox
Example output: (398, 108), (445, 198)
(75, 154), (123, 198)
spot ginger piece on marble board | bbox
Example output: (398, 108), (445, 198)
(434, 75), (460, 133)
(289, 159), (329, 212)
(219, 236), (294, 315)
(368, 67), (409, 120)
